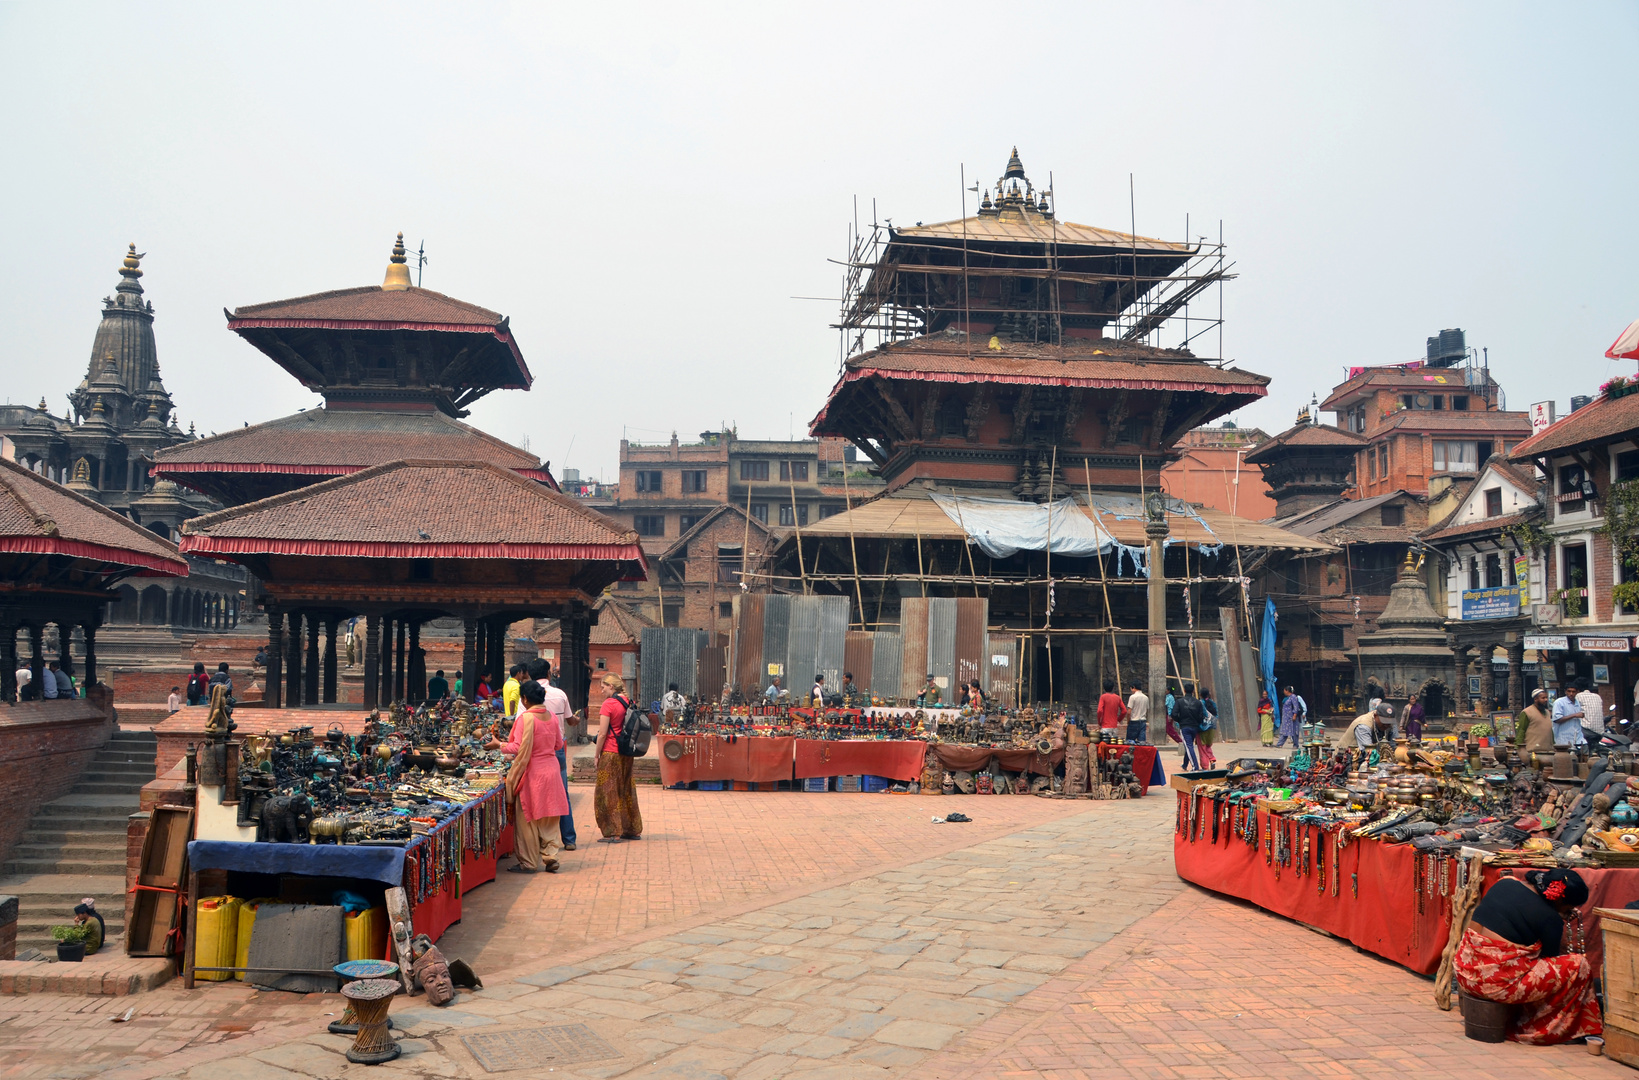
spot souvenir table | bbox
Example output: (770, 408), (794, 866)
(186, 785), (512, 948)
(793, 738), (927, 782)
(654, 733), (928, 785)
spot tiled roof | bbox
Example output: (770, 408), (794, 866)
(180, 460), (645, 568)
(539, 597), (655, 647)
(659, 505), (774, 562)
(152, 407), (545, 477)
(231, 286), (503, 326)
(1244, 422), (1365, 463)
(1320, 366), (1488, 409)
(894, 214), (1193, 253)
(1421, 508), (1540, 543)
(1511, 391), (1639, 459)
(0, 457), (188, 575)
(1274, 490), (1411, 538)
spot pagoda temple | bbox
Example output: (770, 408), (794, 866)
(767, 150), (1329, 714)
(168, 237), (645, 712)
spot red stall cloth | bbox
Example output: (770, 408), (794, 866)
(657, 735), (796, 786)
(410, 874), (462, 944)
(1096, 744), (1162, 795)
(795, 739), (927, 781)
(460, 823), (514, 895)
(1173, 791), (1639, 975)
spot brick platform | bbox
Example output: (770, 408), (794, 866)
(0, 955), (173, 995)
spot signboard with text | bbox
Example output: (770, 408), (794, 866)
(1578, 636), (1632, 652)
(1524, 635), (1569, 650)
(1461, 586), (1521, 620)
(1529, 400), (1557, 435)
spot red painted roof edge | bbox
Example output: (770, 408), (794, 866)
(179, 535), (648, 567)
(0, 537), (188, 576)
(228, 317), (533, 389)
(152, 461), (359, 477)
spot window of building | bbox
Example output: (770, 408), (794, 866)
(740, 460), (769, 482)
(719, 601), (734, 618)
(634, 515), (666, 536)
(779, 460), (809, 482)
(1563, 542), (1589, 607)
(1452, 395), (1469, 411)
(778, 504), (809, 527)
(1617, 450), (1639, 483)
(1484, 488), (1503, 517)
(1119, 416), (1148, 445)
(681, 470), (708, 493)
(595, 656), (606, 670)
(1380, 504), (1404, 526)
(678, 514), (701, 533)
(1485, 552), (1503, 588)
(1430, 395), (1445, 410)
(938, 396), (966, 437)
(717, 545), (742, 584)
(1367, 450), (1378, 481)
(1469, 556), (1481, 591)
(635, 470), (663, 493)
(1476, 440), (1493, 463)
(1559, 463), (1587, 511)
(1308, 624), (1345, 649)
(750, 503), (768, 523)
(1433, 440), (1477, 473)
(663, 605), (681, 628)
(818, 503), (845, 520)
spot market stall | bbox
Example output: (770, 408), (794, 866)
(1173, 733), (1639, 977)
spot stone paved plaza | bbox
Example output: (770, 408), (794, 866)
(0, 752), (1620, 1080)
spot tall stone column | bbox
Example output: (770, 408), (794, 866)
(305, 617), (320, 705)
(408, 621), (424, 703)
(323, 617), (339, 703)
(378, 618), (395, 705)
(363, 616), (380, 710)
(1452, 646), (1471, 715)
(1145, 494), (1170, 737)
(1507, 641), (1525, 713)
(265, 606), (284, 709)
(1479, 646), (1495, 715)
(462, 619), (478, 701)
(394, 620), (407, 704)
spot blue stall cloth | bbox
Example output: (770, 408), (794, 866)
(186, 840), (406, 887)
(1149, 753), (1167, 790)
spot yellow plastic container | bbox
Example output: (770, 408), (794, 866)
(345, 906), (388, 963)
(233, 899), (277, 981)
(193, 896), (242, 982)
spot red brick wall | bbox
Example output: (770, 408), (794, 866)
(1594, 532), (1615, 624)
(0, 701), (113, 866)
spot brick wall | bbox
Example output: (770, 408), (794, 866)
(1594, 532), (1616, 624)
(0, 700), (113, 866)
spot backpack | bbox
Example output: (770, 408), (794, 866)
(613, 695), (653, 757)
(187, 673), (209, 697)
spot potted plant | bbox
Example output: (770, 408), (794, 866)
(51, 923), (90, 963)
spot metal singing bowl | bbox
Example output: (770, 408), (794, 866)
(663, 740), (685, 762)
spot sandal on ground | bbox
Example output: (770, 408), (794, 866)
(597, 837), (623, 843)
(562, 843), (577, 851)
(543, 859), (560, 873)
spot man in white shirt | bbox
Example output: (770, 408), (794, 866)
(167, 686), (181, 713)
(662, 684), (687, 717)
(1575, 680), (1607, 736)
(811, 674), (827, 707)
(14, 664), (31, 702)
(527, 659), (577, 851)
(1125, 681), (1150, 745)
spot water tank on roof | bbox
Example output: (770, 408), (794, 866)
(1425, 328), (1467, 368)
(1571, 395), (1593, 413)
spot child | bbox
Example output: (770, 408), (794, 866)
(167, 686), (181, 713)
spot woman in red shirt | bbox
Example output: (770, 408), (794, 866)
(475, 672), (494, 702)
(590, 673), (643, 842)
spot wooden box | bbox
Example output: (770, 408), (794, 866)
(1598, 906), (1639, 1066)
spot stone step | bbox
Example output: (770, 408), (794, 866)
(69, 781), (148, 796)
(32, 797), (142, 820)
(16, 910), (126, 932)
(84, 760), (155, 774)
(19, 824), (131, 844)
(3, 857), (127, 878)
(108, 732), (157, 746)
(9, 840), (125, 860)
(90, 754), (155, 769)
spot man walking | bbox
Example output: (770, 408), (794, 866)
(1096, 679), (1126, 733)
(1125, 680), (1150, 745)
(1552, 685), (1587, 746)
(527, 659), (578, 852)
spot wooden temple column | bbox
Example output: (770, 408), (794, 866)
(82, 623), (97, 688)
(286, 611), (304, 707)
(462, 619), (478, 700)
(563, 611), (592, 717)
(265, 606), (284, 709)
(323, 617), (340, 703)
(394, 620), (407, 703)
(488, 619), (506, 686)
(1, 623), (18, 702)
(362, 616), (380, 710)
(305, 617), (321, 705)
(29, 625), (44, 698)
(57, 624), (75, 679)
(1507, 641), (1525, 713)
(1479, 646), (1496, 714)
(408, 621), (424, 703)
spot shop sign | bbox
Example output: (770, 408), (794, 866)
(1532, 603), (1562, 626)
(1461, 587), (1520, 620)
(1524, 635), (1569, 650)
(1577, 636), (1632, 652)
(1529, 400), (1556, 434)
(1514, 556), (1529, 608)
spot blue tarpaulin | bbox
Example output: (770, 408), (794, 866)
(187, 840), (406, 886)
(1260, 596), (1279, 709)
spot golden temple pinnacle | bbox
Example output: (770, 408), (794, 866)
(382, 232), (412, 291)
(121, 243), (143, 278)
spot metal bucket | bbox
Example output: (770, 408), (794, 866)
(1457, 990), (1514, 1043)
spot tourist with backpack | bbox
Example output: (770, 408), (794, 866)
(590, 673), (646, 842)
(186, 663), (210, 707)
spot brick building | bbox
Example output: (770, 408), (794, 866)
(1160, 422), (1274, 518)
(537, 596), (653, 715)
(651, 505), (775, 634)
(1508, 383), (1639, 711)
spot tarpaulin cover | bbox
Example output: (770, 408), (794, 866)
(795, 739), (928, 782)
(188, 840), (406, 887)
(1173, 794), (1639, 975)
(933, 745), (1064, 775)
(930, 493), (1112, 559)
(657, 735), (796, 785)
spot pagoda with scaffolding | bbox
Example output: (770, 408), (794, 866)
(752, 149), (1327, 715)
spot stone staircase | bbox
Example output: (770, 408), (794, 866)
(0, 730), (156, 953)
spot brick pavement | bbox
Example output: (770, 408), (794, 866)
(0, 758), (1619, 1080)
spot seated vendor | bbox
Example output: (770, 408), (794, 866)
(74, 900), (104, 955)
(1454, 869), (1601, 1045)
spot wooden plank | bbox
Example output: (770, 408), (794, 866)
(384, 886), (415, 993)
(128, 805), (193, 958)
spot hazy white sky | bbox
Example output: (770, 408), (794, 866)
(2, 3), (1635, 481)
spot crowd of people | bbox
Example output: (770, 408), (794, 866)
(1092, 679), (1221, 769)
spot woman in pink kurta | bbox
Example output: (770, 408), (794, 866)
(485, 681), (568, 873)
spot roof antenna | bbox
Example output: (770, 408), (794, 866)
(416, 240), (428, 287)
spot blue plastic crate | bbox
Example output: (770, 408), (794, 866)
(861, 775), (893, 793)
(834, 775), (862, 793)
(801, 777), (830, 792)
(695, 780), (727, 791)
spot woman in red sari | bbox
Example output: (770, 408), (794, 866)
(484, 681), (569, 873)
(1453, 869), (1600, 1044)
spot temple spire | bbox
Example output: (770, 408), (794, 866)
(382, 232), (413, 291)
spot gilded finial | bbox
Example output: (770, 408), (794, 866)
(37, 397), (47, 411)
(92, 396), (107, 416)
(382, 232), (412, 290)
(121, 244), (144, 278)
(1004, 146), (1025, 181)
